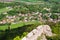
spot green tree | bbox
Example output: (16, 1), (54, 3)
(13, 36), (21, 40)
(0, 14), (6, 21)
(50, 14), (58, 20)
(7, 10), (18, 16)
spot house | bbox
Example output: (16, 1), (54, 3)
(0, 0), (14, 2)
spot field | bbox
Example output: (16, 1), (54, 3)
(0, 7), (12, 13)
(15, 0), (41, 2)
(14, 0), (60, 2)
(0, 21), (41, 30)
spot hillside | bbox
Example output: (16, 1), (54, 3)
(15, 0), (60, 2)
(0, 0), (60, 3)
(0, 0), (60, 40)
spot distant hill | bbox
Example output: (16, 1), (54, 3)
(0, 0), (60, 3)
(15, 0), (60, 2)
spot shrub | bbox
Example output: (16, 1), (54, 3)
(13, 36), (21, 40)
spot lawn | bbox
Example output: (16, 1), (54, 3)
(0, 25), (8, 30)
(0, 7), (12, 13)
(0, 21), (41, 30)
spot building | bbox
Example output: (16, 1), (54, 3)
(0, 0), (14, 2)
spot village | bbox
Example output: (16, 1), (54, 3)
(0, 0), (60, 40)
(0, 11), (60, 24)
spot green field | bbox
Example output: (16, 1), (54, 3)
(15, 0), (60, 2)
(15, 0), (41, 2)
(0, 21), (41, 30)
(0, 7), (11, 13)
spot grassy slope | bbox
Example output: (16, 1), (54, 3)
(15, 0), (60, 2)
(14, 0), (44, 2)
(0, 7), (11, 13)
(0, 21), (41, 30)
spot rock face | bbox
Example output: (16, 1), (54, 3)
(22, 25), (54, 40)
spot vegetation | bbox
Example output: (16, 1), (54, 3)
(50, 13), (58, 20)
(0, 21), (41, 40)
(0, 0), (60, 13)
(0, 21), (59, 40)
(0, 0), (60, 40)
(13, 36), (21, 40)
(0, 14), (6, 20)
(45, 22), (60, 40)
(0, 21), (41, 30)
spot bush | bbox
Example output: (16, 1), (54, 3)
(13, 36), (21, 40)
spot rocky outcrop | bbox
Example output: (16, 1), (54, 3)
(22, 25), (55, 40)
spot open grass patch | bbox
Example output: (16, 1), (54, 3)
(0, 21), (42, 40)
(0, 21), (42, 30)
(0, 7), (11, 13)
